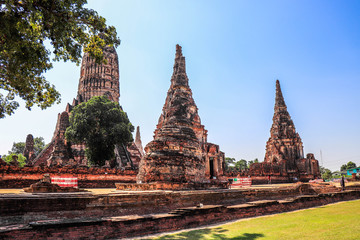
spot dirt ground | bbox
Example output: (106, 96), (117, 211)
(0, 182), (353, 195)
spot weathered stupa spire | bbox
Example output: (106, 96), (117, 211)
(264, 80), (304, 170)
(171, 44), (188, 87)
(137, 45), (208, 184)
(154, 44), (205, 140)
(275, 79), (286, 110)
(134, 126), (144, 155)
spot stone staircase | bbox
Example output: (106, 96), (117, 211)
(115, 144), (133, 168)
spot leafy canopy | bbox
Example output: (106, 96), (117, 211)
(224, 158), (259, 171)
(8, 136), (45, 155)
(235, 159), (248, 170)
(65, 96), (134, 166)
(0, 0), (120, 118)
(320, 166), (333, 181)
(2, 153), (27, 167)
(9, 141), (25, 154)
(340, 161), (357, 171)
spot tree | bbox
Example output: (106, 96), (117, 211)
(340, 161), (357, 171)
(320, 166), (333, 181)
(9, 142), (25, 154)
(2, 153), (26, 167)
(65, 96), (134, 166)
(224, 157), (236, 170)
(8, 136), (45, 155)
(33, 137), (46, 155)
(0, 0), (120, 118)
(340, 164), (347, 171)
(247, 158), (259, 168)
(235, 159), (248, 170)
(346, 161), (357, 170)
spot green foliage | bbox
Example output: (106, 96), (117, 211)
(235, 159), (247, 170)
(225, 157), (236, 164)
(33, 137), (45, 155)
(225, 158), (260, 171)
(8, 136), (45, 155)
(340, 164), (347, 171)
(340, 161), (357, 171)
(0, 0), (120, 118)
(65, 96), (134, 166)
(224, 157), (236, 170)
(247, 158), (258, 168)
(3, 153), (26, 167)
(320, 166), (333, 181)
(9, 141), (25, 154)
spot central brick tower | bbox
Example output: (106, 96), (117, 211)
(264, 80), (304, 173)
(77, 46), (120, 103)
(31, 47), (143, 168)
(137, 45), (225, 186)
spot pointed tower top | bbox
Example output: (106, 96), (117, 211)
(264, 79), (304, 164)
(135, 126), (144, 155)
(176, 44), (182, 57)
(135, 126), (141, 143)
(275, 79), (286, 110)
(171, 44), (188, 87)
(154, 44), (205, 141)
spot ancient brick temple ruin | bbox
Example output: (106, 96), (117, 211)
(136, 45), (225, 186)
(16, 44), (321, 185)
(249, 80), (321, 182)
(28, 46), (144, 168)
(23, 134), (35, 165)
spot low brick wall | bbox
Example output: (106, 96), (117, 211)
(1, 190), (359, 239)
(0, 166), (137, 188)
(251, 175), (290, 184)
(224, 173), (319, 184)
(115, 181), (229, 190)
(0, 183), (339, 226)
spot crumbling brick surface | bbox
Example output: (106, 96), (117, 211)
(0, 190), (359, 239)
(30, 46), (143, 168)
(137, 45), (225, 185)
(227, 80), (321, 182)
(0, 165), (137, 188)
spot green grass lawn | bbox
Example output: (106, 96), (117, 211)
(145, 200), (360, 240)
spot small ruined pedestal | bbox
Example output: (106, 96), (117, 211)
(23, 174), (85, 193)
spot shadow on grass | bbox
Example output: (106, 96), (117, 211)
(145, 227), (264, 240)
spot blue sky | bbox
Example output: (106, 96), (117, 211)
(1, 0), (360, 171)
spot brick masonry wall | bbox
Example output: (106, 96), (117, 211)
(0, 183), (346, 228)
(0, 183), (323, 217)
(0, 166), (137, 188)
(0, 190), (359, 239)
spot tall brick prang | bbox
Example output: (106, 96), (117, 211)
(137, 45), (224, 184)
(32, 46), (141, 168)
(264, 80), (304, 172)
(77, 46), (120, 103)
(249, 79), (321, 182)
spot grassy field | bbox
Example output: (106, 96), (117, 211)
(145, 200), (360, 240)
